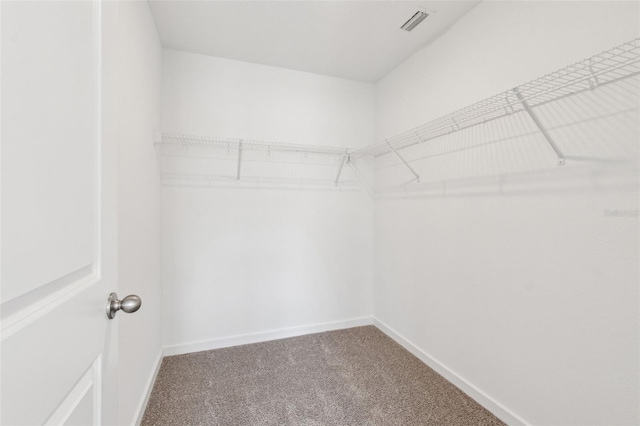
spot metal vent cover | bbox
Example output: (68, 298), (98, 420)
(400, 11), (429, 32)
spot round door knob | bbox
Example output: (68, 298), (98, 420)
(107, 292), (142, 319)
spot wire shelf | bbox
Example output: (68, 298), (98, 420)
(159, 133), (350, 156)
(353, 38), (640, 158)
(155, 133), (364, 189)
(155, 38), (639, 192)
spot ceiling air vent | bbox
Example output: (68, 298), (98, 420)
(400, 11), (429, 32)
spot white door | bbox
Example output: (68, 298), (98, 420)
(1, 1), (120, 424)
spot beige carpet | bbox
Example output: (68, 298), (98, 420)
(142, 326), (504, 425)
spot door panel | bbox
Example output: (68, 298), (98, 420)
(1, 284), (105, 424)
(1, 0), (97, 303)
(1, 1), (116, 424)
(46, 357), (101, 426)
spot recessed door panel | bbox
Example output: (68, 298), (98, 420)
(1, 1), (117, 424)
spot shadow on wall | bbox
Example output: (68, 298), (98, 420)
(373, 76), (639, 199)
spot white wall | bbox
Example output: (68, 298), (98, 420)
(109, 2), (163, 425)
(162, 187), (373, 352)
(162, 49), (375, 148)
(161, 51), (375, 352)
(374, 2), (639, 425)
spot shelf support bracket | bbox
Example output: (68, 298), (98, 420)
(334, 149), (348, 187)
(348, 161), (374, 197)
(588, 60), (600, 90)
(386, 140), (420, 182)
(237, 140), (243, 180)
(513, 88), (565, 166)
(505, 93), (515, 115)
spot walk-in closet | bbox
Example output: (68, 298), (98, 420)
(2, 1), (638, 425)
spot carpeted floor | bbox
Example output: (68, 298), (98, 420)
(141, 326), (505, 425)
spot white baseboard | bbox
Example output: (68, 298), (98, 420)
(133, 349), (163, 426)
(163, 316), (374, 357)
(373, 318), (529, 426)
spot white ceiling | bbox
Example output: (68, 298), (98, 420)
(148, 1), (479, 82)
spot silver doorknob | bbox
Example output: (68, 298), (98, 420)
(107, 292), (142, 319)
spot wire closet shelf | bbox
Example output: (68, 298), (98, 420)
(156, 38), (640, 188)
(159, 133), (349, 156)
(155, 133), (362, 189)
(352, 38), (640, 159)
